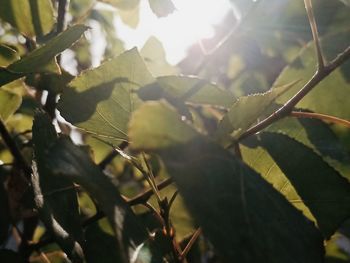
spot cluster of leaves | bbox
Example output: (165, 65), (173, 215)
(0, 0), (350, 262)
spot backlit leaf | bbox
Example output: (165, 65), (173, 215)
(0, 0), (55, 37)
(244, 132), (350, 238)
(0, 89), (21, 122)
(59, 48), (155, 145)
(129, 101), (324, 262)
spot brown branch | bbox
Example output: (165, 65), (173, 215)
(290, 111), (350, 128)
(81, 177), (173, 227)
(180, 228), (202, 261)
(239, 44), (350, 141)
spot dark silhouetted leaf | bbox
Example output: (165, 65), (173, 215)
(59, 48), (155, 145)
(255, 132), (350, 238)
(0, 45), (19, 67)
(32, 111), (84, 262)
(129, 102), (324, 262)
(46, 137), (148, 262)
(0, 25), (88, 87)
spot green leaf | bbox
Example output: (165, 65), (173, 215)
(215, 80), (298, 142)
(129, 101), (324, 262)
(274, 30), (350, 119)
(0, 45), (19, 67)
(46, 137), (148, 262)
(266, 116), (350, 180)
(148, 0), (175, 17)
(128, 102), (197, 150)
(0, 89), (21, 122)
(140, 37), (178, 76)
(0, 0), (55, 37)
(249, 132), (350, 238)
(0, 25), (88, 87)
(32, 111), (84, 262)
(58, 48), (155, 145)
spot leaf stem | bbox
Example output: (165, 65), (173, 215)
(180, 228), (202, 261)
(290, 111), (350, 128)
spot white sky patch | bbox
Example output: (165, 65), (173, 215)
(115, 0), (232, 64)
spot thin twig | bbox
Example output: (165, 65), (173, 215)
(98, 141), (129, 169)
(81, 178), (173, 227)
(239, 44), (350, 141)
(290, 111), (350, 128)
(180, 228), (202, 261)
(304, 0), (324, 69)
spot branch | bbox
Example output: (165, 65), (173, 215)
(82, 177), (173, 227)
(180, 228), (202, 261)
(239, 44), (350, 141)
(290, 111), (350, 128)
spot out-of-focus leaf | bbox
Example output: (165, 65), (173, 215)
(46, 137), (148, 262)
(0, 45), (19, 67)
(140, 37), (177, 76)
(249, 132), (350, 238)
(215, 80), (298, 141)
(58, 48), (155, 145)
(0, 25), (88, 87)
(100, 0), (140, 10)
(274, 30), (350, 119)
(338, 0), (350, 7)
(32, 111), (84, 262)
(148, 0), (175, 17)
(129, 101), (324, 262)
(0, 0), (55, 37)
(0, 89), (21, 122)
(117, 5), (140, 28)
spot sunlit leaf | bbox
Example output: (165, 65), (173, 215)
(128, 102), (197, 150)
(0, 89), (21, 122)
(32, 111), (84, 262)
(274, 30), (350, 119)
(117, 4), (140, 28)
(0, 0), (55, 37)
(243, 132), (350, 238)
(140, 36), (178, 76)
(46, 137), (148, 262)
(59, 48), (155, 145)
(0, 25), (88, 87)
(148, 0), (175, 17)
(129, 101), (324, 262)
(215, 80), (298, 142)
(0, 45), (19, 67)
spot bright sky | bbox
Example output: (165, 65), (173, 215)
(114, 0), (233, 64)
